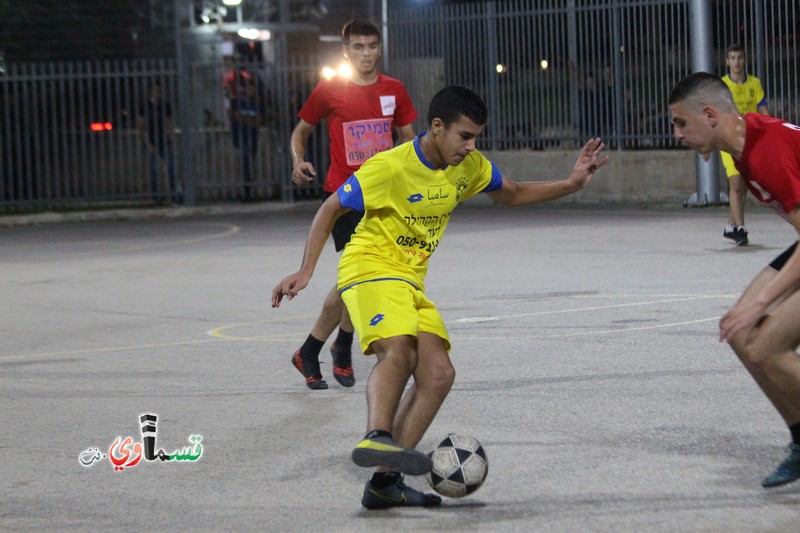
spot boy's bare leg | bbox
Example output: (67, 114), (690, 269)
(728, 267), (800, 487)
(728, 268), (800, 424)
(309, 284), (345, 341)
(352, 335), (429, 474)
(365, 335), (418, 432)
(728, 174), (747, 228)
(392, 332), (455, 449)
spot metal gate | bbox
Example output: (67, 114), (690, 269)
(2, 0), (799, 212)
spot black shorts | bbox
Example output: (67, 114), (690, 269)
(769, 241), (799, 271)
(323, 192), (363, 252)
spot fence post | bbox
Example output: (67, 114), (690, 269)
(173, 0), (194, 206)
(685, 0), (725, 207)
(485, 2), (499, 151)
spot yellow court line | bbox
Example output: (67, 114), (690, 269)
(70, 223), (240, 257)
(0, 338), (226, 363)
(207, 313), (318, 339)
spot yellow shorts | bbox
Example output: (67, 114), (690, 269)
(340, 279), (450, 355)
(720, 151), (739, 178)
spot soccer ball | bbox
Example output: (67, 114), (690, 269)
(425, 434), (488, 498)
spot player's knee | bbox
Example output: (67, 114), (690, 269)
(423, 359), (456, 396)
(738, 337), (780, 371)
(321, 292), (344, 314)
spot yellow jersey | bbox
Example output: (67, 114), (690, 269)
(336, 132), (503, 292)
(721, 73), (767, 114)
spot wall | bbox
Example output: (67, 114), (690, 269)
(482, 149), (711, 206)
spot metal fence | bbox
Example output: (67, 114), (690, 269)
(1, 60), (180, 208)
(388, 0), (799, 150)
(1, 0), (798, 212)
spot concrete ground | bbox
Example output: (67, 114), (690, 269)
(3, 200), (800, 532)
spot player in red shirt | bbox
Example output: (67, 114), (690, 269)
(288, 19), (418, 390)
(670, 72), (800, 488)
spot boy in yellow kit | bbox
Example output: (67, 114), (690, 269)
(272, 85), (607, 508)
(720, 43), (770, 245)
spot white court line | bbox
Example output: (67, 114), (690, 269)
(449, 294), (735, 324)
(1, 295), (730, 362)
(451, 316), (720, 340)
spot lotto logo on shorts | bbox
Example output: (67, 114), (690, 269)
(369, 314), (385, 326)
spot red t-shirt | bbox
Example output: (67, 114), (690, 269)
(298, 73), (417, 192)
(736, 113), (800, 214)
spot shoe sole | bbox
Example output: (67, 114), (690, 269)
(762, 472), (800, 488)
(361, 484), (442, 509)
(352, 442), (432, 475)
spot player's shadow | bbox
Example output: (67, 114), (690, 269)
(433, 500), (487, 509)
(714, 244), (774, 253)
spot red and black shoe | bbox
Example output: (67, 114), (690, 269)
(330, 343), (355, 388)
(291, 348), (328, 390)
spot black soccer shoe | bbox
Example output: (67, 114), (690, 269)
(330, 343), (355, 387)
(361, 473), (442, 509)
(291, 348), (328, 390)
(352, 435), (432, 475)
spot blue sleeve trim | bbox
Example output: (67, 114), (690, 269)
(758, 97), (768, 108)
(337, 175), (364, 211)
(483, 162), (503, 193)
(339, 277), (421, 294)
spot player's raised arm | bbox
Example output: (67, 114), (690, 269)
(487, 138), (607, 207)
(271, 194), (350, 308)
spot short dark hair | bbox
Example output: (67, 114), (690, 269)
(668, 72), (737, 113)
(341, 19), (381, 43)
(726, 43), (746, 56)
(427, 85), (488, 127)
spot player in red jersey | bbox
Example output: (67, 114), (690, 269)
(288, 20), (418, 390)
(670, 72), (800, 488)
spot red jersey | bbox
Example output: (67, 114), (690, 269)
(298, 73), (417, 192)
(735, 113), (800, 214)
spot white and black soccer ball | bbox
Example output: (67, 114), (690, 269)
(425, 434), (488, 498)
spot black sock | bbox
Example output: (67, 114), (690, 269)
(300, 334), (324, 357)
(364, 429), (392, 440)
(335, 328), (354, 351)
(790, 422), (800, 445)
(370, 471), (400, 488)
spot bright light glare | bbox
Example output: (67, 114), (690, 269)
(337, 63), (352, 78)
(238, 28), (260, 40)
(540, 59), (549, 70)
(320, 62), (353, 80)
(496, 64), (506, 74)
(222, 0), (242, 5)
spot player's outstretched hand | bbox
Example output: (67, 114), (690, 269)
(271, 271), (310, 308)
(291, 162), (317, 186)
(568, 138), (608, 189)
